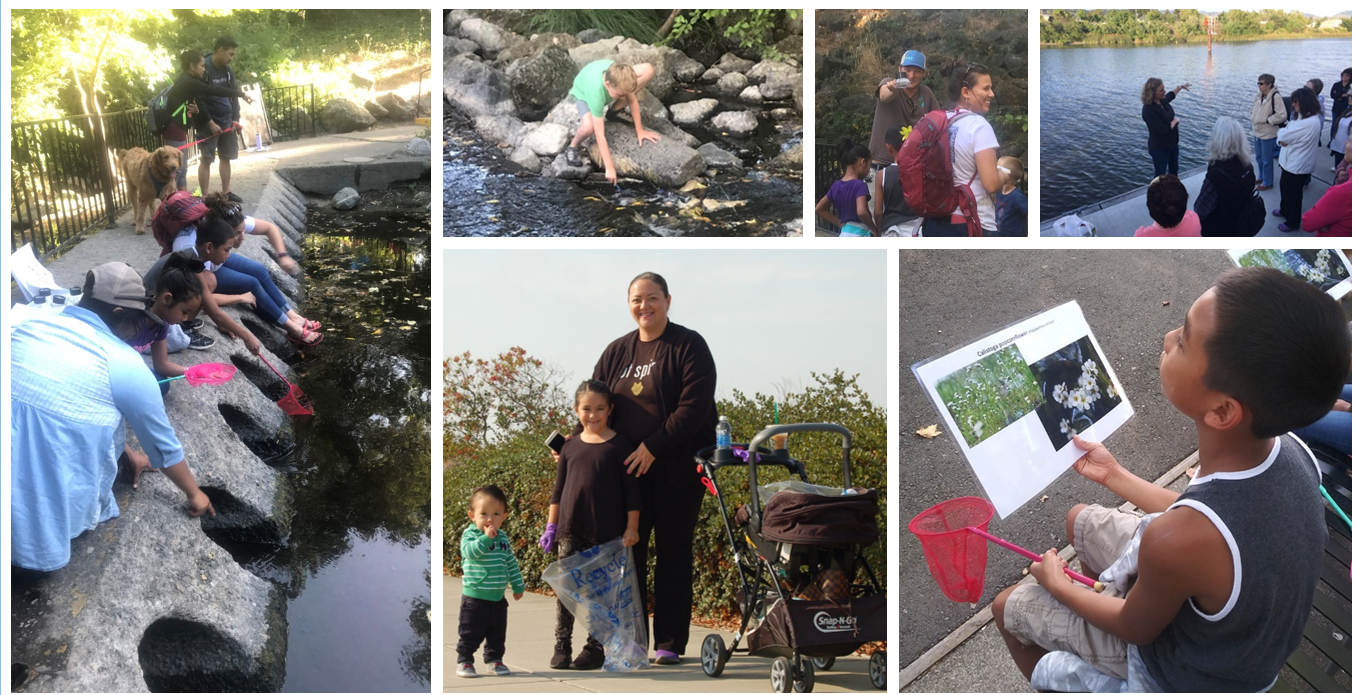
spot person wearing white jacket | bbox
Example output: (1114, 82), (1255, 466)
(1274, 88), (1323, 232)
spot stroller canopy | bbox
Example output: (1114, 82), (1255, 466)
(756, 489), (881, 546)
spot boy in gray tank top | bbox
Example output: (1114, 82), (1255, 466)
(991, 267), (1349, 692)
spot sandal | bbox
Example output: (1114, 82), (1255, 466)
(288, 328), (323, 347)
(302, 319), (322, 332)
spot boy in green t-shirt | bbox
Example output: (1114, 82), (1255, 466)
(455, 485), (525, 678)
(564, 59), (660, 184)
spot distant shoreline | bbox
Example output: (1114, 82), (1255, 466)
(1041, 32), (1350, 48)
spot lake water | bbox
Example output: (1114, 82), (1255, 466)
(1041, 38), (1352, 219)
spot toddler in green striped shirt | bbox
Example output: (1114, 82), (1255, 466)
(455, 485), (525, 678)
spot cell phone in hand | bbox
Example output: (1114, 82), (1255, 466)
(545, 431), (566, 453)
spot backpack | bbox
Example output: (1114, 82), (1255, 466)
(898, 110), (983, 237)
(146, 82), (178, 136)
(151, 191), (206, 256)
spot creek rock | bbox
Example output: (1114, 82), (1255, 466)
(319, 98), (376, 133)
(458, 18), (522, 60)
(509, 147), (542, 173)
(505, 44), (577, 121)
(759, 73), (798, 101)
(746, 59), (798, 85)
(472, 114), (525, 147)
(711, 110), (759, 135)
(793, 81), (804, 113)
(700, 67), (724, 82)
(647, 119), (700, 149)
(739, 86), (763, 103)
(670, 98), (718, 126)
(697, 142), (745, 172)
(333, 187), (361, 210)
(445, 9), (474, 35)
(713, 52), (756, 74)
(495, 32), (581, 65)
(446, 36), (480, 57)
(620, 89), (670, 125)
(764, 142), (803, 177)
(715, 72), (749, 97)
(576, 28), (610, 44)
(364, 100), (389, 119)
(671, 53), (706, 82)
(771, 107), (797, 121)
(519, 123), (571, 156)
(403, 137), (432, 157)
(544, 152), (592, 180)
(586, 121), (704, 188)
(376, 92), (417, 120)
(445, 54), (516, 118)
(544, 95), (583, 131)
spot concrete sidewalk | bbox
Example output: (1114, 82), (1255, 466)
(40, 125), (427, 286)
(443, 577), (877, 693)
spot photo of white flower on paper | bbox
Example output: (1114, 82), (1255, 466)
(1236, 248), (1350, 294)
(936, 345), (1045, 448)
(1029, 336), (1123, 450)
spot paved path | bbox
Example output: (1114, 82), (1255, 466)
(443, 577), (877, 693)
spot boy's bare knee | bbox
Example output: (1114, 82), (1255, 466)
(1066, 504), (1088, 543)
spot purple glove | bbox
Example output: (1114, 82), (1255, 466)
(538, 523), (557, 553)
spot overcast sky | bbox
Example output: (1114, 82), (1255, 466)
(444, 250), (887, 403)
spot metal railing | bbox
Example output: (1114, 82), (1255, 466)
(813, 140), (839, 235)
(261, 84), (315, 142)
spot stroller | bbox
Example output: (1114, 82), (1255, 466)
(695, 423), (888, 693)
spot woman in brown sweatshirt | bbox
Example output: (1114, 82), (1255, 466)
(580, 271), (718, 664)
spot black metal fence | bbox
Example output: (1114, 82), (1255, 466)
(261, 84), (315, 142)
(813, 140), (839, 235)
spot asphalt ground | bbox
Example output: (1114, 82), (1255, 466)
(896, 249), (1237, 668)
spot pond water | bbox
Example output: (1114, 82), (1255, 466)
(444, 86), (803, 237)
(1041, 38), (1351, 219)
(227, 191), (433, 692)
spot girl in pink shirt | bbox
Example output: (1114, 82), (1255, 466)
(1135, 175), (1202, 237)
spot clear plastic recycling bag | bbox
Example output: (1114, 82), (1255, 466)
(540, 537), (650, 672)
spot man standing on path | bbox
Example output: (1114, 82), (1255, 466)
(869, 50), (941, 171)
(199, 36), (244, 202)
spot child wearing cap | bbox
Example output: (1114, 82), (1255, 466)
(563, 60), (660, 185)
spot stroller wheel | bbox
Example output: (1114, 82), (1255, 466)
(770, 656), (794, 693)
(869, 650), (887, 690)
(811, 656), (835, 671)
(793, 657), (815, 693)
(700, 634), (726, 678)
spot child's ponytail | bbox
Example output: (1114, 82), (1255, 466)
(836, 136), (870, 169)
(158, 251), (206, 303)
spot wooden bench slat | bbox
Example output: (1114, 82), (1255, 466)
(1284, 649), (1346, 693)
(1303, 617), (1352, 674)
(1311, 589), (1352, 635)
(1320, 562), (1352, 600)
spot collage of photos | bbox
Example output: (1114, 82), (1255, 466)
(1, 4), (1352, 695)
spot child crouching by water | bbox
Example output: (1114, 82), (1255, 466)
(995, 157), (1029, 237)
(456, 484), (525, 679)
(816, 137), (878, 237)
(130, 253), (210, 394)
(539, 379), (641, 670)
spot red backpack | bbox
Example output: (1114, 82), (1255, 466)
(898, 110), (982, 237)
(151, 191), (208, 256)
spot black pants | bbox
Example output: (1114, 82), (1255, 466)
(636, 470), (705, 654)
(1279, 167), (1311, 229)
(555, 533), (604, 654)
(456, 595), (508, 665)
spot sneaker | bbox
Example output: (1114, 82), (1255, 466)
(455, 663), (477, 678)
(488, 662), (511, 676)
(182, 318), (203, 331)
(186, 332), (216, 351)
(564, 146), (583, 168)
(549, 652), (572, 669)
(654, 649), (681, 665)
(572, 643), (605, 670)
(227, 191), (244, 203)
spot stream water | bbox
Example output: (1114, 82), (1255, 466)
(223, 188), (433, 692)
(445, 85), (803, 237)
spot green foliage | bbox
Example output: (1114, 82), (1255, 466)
(444, 352), (887, 623)
(664, 10), (800, 61)
(1040, 8), (1341, 46)
(527, 10), (667, 43)
(937, 346), (1043, 447)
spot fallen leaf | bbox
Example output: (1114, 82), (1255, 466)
(486, 199), (499, 203)
(71, 591), (87, 617)
(916, 424), (941, 439)
(1022, 567), (1029, 576)
(1161, 300), (1171, 306)
(1040, 495), (1049, 503)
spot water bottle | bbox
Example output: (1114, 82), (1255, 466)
(31, 296), (49, 314)
(715, 416), (732, 451)
(68, 287), (83, 305)
(52, 295), (67, 314)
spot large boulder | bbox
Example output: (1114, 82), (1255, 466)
(445, 54), (516, 118)
(472, 114), (525, 146)
(519, 123), (571, 156)
(715, 72), (749, 97)
(319, 98), (376, 133)
(446, 36), (480, 56)
(506, 44), (577, 121)
(759, 73), (798, 101)
(746, 60), (798, 85)
(713, 52), (756, 74)
(403, 137), (432, 157)
(586, 121), (704, 188)
(697, 142), (744, 172)
(458, 18), (521, 59)
(669, 52), (706, 83)
(711, 110), (759, 135)
(576, 28), (610, 44)
(444, 10), (474, 36)
(700, 67), (724, 83)
(376, 92), (417, 120)
(544, 95), (583, 131)
(620, 89), (669, 125)
(363, 100), (389, 119)
(495, 32), (581, 65)
(508, 146), (541, 173)
(764, 142), (803, 178)
(670, 98), (718, 126)
(333, 187), (361, 210)
(567, 37), (681, 101)
(739, 86), (762, 103)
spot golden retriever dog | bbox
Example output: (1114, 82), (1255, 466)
(117, 145), (181, 235)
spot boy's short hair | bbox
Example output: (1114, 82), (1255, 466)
(214, 35), (238, 51)
(1146, 175), (1188, 228)
(470, 484), (509, 510)
(1205, 267), (1350, 438)
(605, 63), (638, 94)
(884, 127), (905, 151)
(998, 156), (1026, 185)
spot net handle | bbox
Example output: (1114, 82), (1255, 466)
(968, 527), (1105, 591)
(257, 352), (293, 387)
